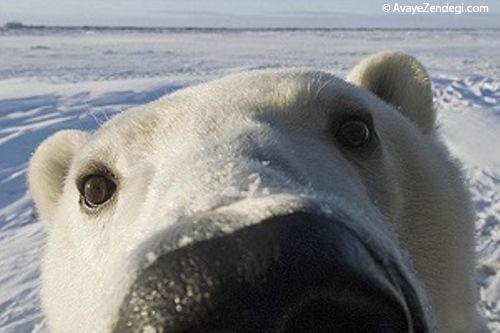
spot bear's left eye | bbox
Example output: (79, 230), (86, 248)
(335, 118), (372, 148)
(79, 174), (117, 208)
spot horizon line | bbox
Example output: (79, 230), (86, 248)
(3, 22), (500, 31)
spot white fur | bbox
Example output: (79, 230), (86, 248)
(347, 51), (435, 133)
(29, 52), (478, 332)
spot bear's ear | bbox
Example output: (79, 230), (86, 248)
(28, 130), (88, 222)
(347, 51), (435, 133)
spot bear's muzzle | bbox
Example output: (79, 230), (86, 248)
(113, 210), (433, 333)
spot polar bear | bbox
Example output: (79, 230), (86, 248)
(29, 52), (480, 333)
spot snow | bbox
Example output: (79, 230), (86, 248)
(0, 28), (499, 332)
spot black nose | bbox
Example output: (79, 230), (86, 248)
(114, 212), (429, 333)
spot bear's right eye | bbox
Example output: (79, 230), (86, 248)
(335, 117), (372, 148)
(79, 174), (117, 209)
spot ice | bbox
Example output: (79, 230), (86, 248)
(144, 251), (158, 265)
(0, 27), (498, 332)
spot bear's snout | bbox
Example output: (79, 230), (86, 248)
(113, 211), (430, 332)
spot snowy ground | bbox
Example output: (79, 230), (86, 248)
(0, 28), (499, 332)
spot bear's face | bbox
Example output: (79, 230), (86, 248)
(29, 52), (475, 332)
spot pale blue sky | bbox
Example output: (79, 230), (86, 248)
(1, 0), (499, 27)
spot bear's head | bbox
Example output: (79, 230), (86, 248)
(29, 52), (476, 332)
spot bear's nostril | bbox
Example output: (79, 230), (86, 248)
(279, 296), (407, 333)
